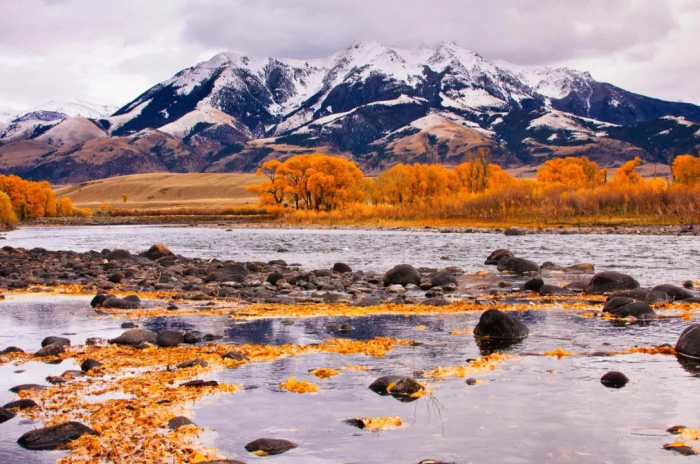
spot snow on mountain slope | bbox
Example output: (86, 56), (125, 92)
(35, 117), (107, 147)
(19, 100), (117, 120)
(158, 107), (251, 138)
(496, 60), (593, 100)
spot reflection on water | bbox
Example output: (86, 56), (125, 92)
(1, 298), (698, 463)
(6, 225), (700, 286)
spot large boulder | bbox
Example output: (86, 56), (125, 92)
(383, 264), (421, 287)
(369, 375), (404, 395)
(484, 249), (514, 265)
(474, 309), (529, 339)
(586, 272), (640, 294)
(0, 407), (15, 423)
(244, 438), (297, 456)
(156, 329), (184, 348)
(144, 243), (173, 261)
(34, 344), (65, 357)
(90, 293), (112, 308)
(651, 284), (695, 302)
(17, 421), (96, 450)
(109, 329), (157, 346)
(41, 336), (70, 347)
(106, 249), (132, 261)
(676, 324), (700, 360)
(523, 278), (544, 292)
(332, 262), (352, 274)
(497, 257), (539, 275)
(430, 272), (458, 288)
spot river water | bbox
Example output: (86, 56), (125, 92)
(1, 226), (699, 463)
(3, 225), (700, 286)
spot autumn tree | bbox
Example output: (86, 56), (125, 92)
(121, 193), (129, 203)
(536, 156), (606, 187)
(0, 191), (17, 227)
(612, 157), (643, 185)
(672, 154), (700, 186)
(58, 198), (74, 216)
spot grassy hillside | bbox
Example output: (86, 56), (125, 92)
(55, 172), (260, 209)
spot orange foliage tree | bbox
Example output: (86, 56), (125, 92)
(536, 156), (607, 187)
(247, 153), (365, 211)
(672, 154), (700, 186)
(0, 174), (73, 223)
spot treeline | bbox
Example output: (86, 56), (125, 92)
(246, 151), (700, 225)
(0, 175), (79, 227)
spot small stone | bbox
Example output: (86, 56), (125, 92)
(600, 371), (629, 388)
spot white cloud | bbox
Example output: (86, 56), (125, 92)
(0, 0), (697, 112)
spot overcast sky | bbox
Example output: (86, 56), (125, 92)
(0, 0), (698, 112)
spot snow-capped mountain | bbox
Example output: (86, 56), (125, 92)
(1, 42), (699, 183)
(15, 100), (117, 122)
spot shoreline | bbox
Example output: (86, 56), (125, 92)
(18, 215), (700, 236)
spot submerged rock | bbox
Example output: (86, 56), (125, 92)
(651, 284), (695, 301)
(600, 371), (629, 388)
(497, 257), (539, 275)
(586, 272), (640, 294)
(676, 324), (700, 360)
(484, 249), (514, 265)
(244, 438), (297, 456)
(17, 421), (96, 450)
(474, 309), (529, 339)
(156, 329), (184, 348)
(603, 300), (656, 320)
(369, 375), (404, 395)
(109, 329), (157, 346)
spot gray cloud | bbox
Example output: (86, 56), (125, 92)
(0, 0), (697, 111)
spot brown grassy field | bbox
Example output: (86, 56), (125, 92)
(54, 172), (260, 210)
(506, 163), (672, 179)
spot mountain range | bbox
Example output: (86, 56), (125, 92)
(1, 41), (699, 183)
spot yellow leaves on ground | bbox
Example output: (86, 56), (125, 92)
(543, 348), (573, 360)
(354, 416), (403, 431)
(624, 346), (676, 356)
(340, 365), (367, 371)
(310, 368), (340, 379)
(678, 427), (700, 442)
(279, 376), (319, 393)
(415, 325), (426, 330)
(450, 328), (473, 335)
(423, 353), (509, 380)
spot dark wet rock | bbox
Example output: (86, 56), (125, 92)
(587, 272), (640, 294)
(539, 284), (576, 296)
(645, 291), (671, 304)
(0, 407), (15, 423)
(90, 293), (112, 308)
(523, 278), (545, 292)
(565, 263), (595, 274)
(484, 249), (514, 265)
(280, 318), (295, 325)
(540, 261), (563, 271)
(683, 280), (695, 290)
(465, 378), (477, 385)
(167, 304), (179, 311)
(603, 297), (634, 312)
(156, 329), (184, 348)
(369, 375), (404, 395)
(244, 438), (297, 456)
(266, 272), (284, 285)
(430, 271), (458, 288)
(383, 264), (421, 287)
(183, 332), (200, 344)
(41, 336), (70, 347)
(332, 262), (352, 274)
(106, 249), (132, 261)
(144, 243), (173, 261)
(9, 384), (47, 393)
(134, 342), (153, 350)
(80, 359), (102, 372)
(108, 273), (123, 283)
(1, 346), (24, 354)
(17, 421), (97, 450)
(604, 300), (656, 320)
(3, 399), (38, 410)
(181, 380), (219, 388)
(109, 329), (157, 346)
(323, 292), (349, 304)
(202, 334), (222, 341)
(34, 343), (65, 357)
(340, 323), (354, 333)
(565, 280), (590, 293)
(663, 443), (698, 456)
(497, 257), (539, 275)
(421, 298), (449, 306)
(124, 295), (141, 306)
(610, 288), (650, 301)
(85, 337), (105, 346)
(600, 371), (629, 388)
(177, 359), (208, 369)
(121, 322), (138, 328)
(474, 309), (529, 339)
(651, 284), (695, 301)
(387, 378), (424, 399)
(676, 324), (700, 360)
(504, 227), (526, 236)
(100, 297), (137, 310)
(222, 351), (247, 362)
(168, 416), (195, 430)
(354, 296), (382, 307)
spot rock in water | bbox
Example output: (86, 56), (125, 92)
(603, 300), (656, 320)
(523, 278), (544, 292)
(109, 329), (157, 346)
(168, 416), (195, 430)
(144, 243), (173, 261)
(156, 329), (184, 348)
(586, 272), (640, 294)
(484, 249), (514, 265)
(10, 384), (47, 393)
(496, 257), (539, 275)
(474, 309), (529, 339)
(676, 324), (700, 360)
(244, 438), (298, 456)
(105, 249), (132, 261)
(41, 336), (70, 347)
(332, 262), (352, 274)
(651, 284), (695, 301)
(34, 344), (65, 357)
(17, 421), (96, 450)
(600, 371), (629, 388)
(383, 264), (421, 286)
(539, 284), (576, 296)
(3, 399), (39, 410)
(429, 272), (458, 288)
(0, 407), (15, 423)
(80, 359), (102, 372)
(90, 293), (112, 308)
(369, 375), (404, 395)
